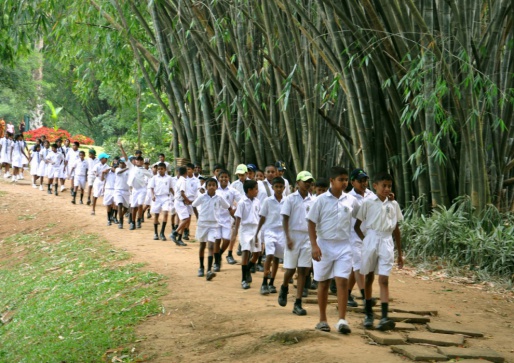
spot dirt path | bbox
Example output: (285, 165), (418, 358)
(1, 179), (513, 363)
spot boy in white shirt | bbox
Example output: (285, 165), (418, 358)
(355, 172), (403, 331)
(307, 166), (360, 334)
(70, 151), (88, 204)
(171, 166), (190, 246)
(275, 161), (291, 196)
(193, 177), (231, 281)
(114, 158), (131, 229)
(66, 142), (80, 196)
(149, 163), (173, 241)
(215, 170), (239, 269)
(278, 171), (315, 316)
(184, 163), (199, 239)
(254, 177), (286, 296)
(231, 164), (248, 197)
(230, 179), (260, 289)
(46, 143), (64, 196)
(91, 153), (111, 215)
(86, 149), (98, 205)
(101, 158), (118, 226)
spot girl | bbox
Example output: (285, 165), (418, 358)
(37, 140), (50, 191)
(0, 132), (13, 178)
(30, 144), (41, 188)
(10, 134), (29, 183)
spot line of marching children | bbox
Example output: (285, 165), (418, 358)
(1, 134), (404, 335)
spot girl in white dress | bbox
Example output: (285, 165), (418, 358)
(10, 134), (28, 183)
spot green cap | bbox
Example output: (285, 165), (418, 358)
(89, 148), (96, 155)
(296, 171), (315, 182)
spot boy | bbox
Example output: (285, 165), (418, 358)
(70, 151), (88, 204)
(91, 152), (111, 215)
(171, 166), (190, 246)
(215, 170), (239, 269)
(254, 176), (286, 295)
(101, 158), (118, 225)
(230, 179), (260, 289)
(279, 171), (315, 315)
(231, 164), (248, 197)
(246, 164), (257, 180)
(46, 143), (64, 196)
(355, 172), (403, 331)
(66, 142), (80, 195)
(114, 158), (131, 229)
(275, 161), (291, 196)
(86, 149), (98, 205)
(193, 177), (231, 280)
(184, 163), (199, 238)
(307, 166), (359, 334)
(149, 163), (173, 240)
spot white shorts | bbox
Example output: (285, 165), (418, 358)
(351, 238), (363, 271)
(360, 230), (394, 276)
(284, 231), (312, 269)
(68, 169), (75, 180)
(130, 187), (146, 207)
(103, 189), (115, 206)
(48, 167), (61, 179)
(74, 175), (86, 190)
(239, 225), (260, 253)
(144, 190), (152, 206)
(174, 200), (192, 220)
(264, 229), (285, 259)
(312, 238), (352, 281)
(150, 195), (170, 214)
(37, 161), (46, 176)
(114, 190), (130, 208)
(93, 179), (105, 198)
(217, 225), (231, 240)
(87, 175), (95, 186)
(196, 224), (218, 243)
(58, 165), (66, 179)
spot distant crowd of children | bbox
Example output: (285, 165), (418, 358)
(0, 134), (404, 335)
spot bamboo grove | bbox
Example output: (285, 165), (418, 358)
(2, 0), (514, 213)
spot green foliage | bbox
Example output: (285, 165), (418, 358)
(402, 196), (514, 280)
(0, 232), (166, 362)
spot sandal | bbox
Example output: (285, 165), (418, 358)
(315, 321), (331, 332)
(91, 211), (95, 215)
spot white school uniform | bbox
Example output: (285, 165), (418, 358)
(30, 151), (40, 175)
(66, 148), (80, 179)
(149, 174), (173, 214)
(0, 137), (13, 165)
(307, 190), (359, 281)
(260, 195), (286, 259)
(257, 179), (273, 204)
(280, 190), (314, 269)
(169, 176), (177, 215)
(349, 188), (375, 271)
(92, 162), (110, 197)
(356, 195), (403, 276)
(37, 147), (48, 177)
(46, 150), (64, 179)
(102, 169), (116, 206)
(11, 140), (25, 168)
(216, 186), (241, 240)
(127, 162), (153, 207)
(114, 167), (130, 208)
(230, 178), (247, 198)
(234, 196), (261, 252)
(143, 171), (155, 206)
(192, 192), (231, 242)
(56, 146), (67, 178)
(87, 158), (99, 186)
(174, 176), (192, 219)
(73, 159), (88, 189)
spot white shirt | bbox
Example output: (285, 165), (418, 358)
(260, 195), (285, 230)
(175, 176), (187, 202)
(94, 162), (110, 182)
(349, 188), (376, 241)
(280, 190), (314, 233)
(193, 192), (231, 226)
(307, 190), (359, 241)
(148, 174), (173, 196)
(170, 176), (177, 201)
(231, 178), (248, 198)
(66, 149), (79, 168)
(87, 158), (99, 177)
(115, 168), (130, 191)
(0, 138), (12, 159)
(356, 195), (403, 234)
(73, 159), (88, 176)
(104, 170), (116, 189)
(257, 179), (274, 204)
(47, 150), (64, 168)
(216, 186), (241, 228)
(234, 196), (260, 227)
(186, 176), (200, 199)
(127, 162), (153, 189)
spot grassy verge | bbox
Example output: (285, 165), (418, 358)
(0, 231), (166, 362)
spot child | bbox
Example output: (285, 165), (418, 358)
(355, 172), (403, 331)
(315, 178), (329, 196)
(255, 169), (265, 181)
(275, 161), (291, 196)
(91, 153), (111, 215)
(184, 163), (199, 238)
(254, 177), (286, 295)
(30, 143), (41, 188)
(101, 159), (118, 226)
(70, 151), (88, 204)
(114, 158), (131, 229)
(230, 179), (260, 289)
(309, 177), (329, 291)
(143, 163), (157, 220)
(66, 142), (80, 194)
(246, 164), (257, 180)
(192, 177), (231, 281)
(46, 143), (64, 195)
(215, 169), (239, 268)
(86, 149), (98, 205)
(0, 132), (13, 179)
(37, 140), (50, 190)
(149, 163), (173, 241)
(171, 166), (190, 246)
(307, 166), (359, 334)
(231, 164), (248, 197)
(10, 134), (29, 183)
(278, 171), (315, 315)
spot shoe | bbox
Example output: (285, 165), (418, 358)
(310, 280), (318, 290)
(32, 184), (37, 189)
(54, 190), (58, 196)
(118, 223), (123, 229)
(39, 185), (43, 191)
(256, 264), (264, 272)
(292, 304), (307, 316)
(241, 281), (250, 289)
(237, 245), (242, 256)
(268, 285), (277, 294)
(112, 217), (119, 224)
(335, 319), (351, 334)
(183, 235), (189, 241)
(363, 314), (374, 329)
(47, 189), (52, 195)
(147, 211), (151, 219)
(246, 270), (253, 283)
(87, 199), (91, 205)
(330, 279), (337, 293)
(60, 185), (65, 192)
(71, 199), (76, 204)
(198, 267), (205, 277)
(226, 255), (237, 265)
(347, 294), (358, 307)
(107, 220), (112, 226)
(170, 232), (177, 242)
(80, 200), (83, 204)
(206, 271), (216, 281)
(153, 234), (159, 240)
(250, 265), (256, 273)
(278, 286), (288, 306)
(213, 263), (220, 272)
(175, 240), (187, 247)
(19, 174), (24, 180)
(129, 223), (135, 230)
(377, 318), (395, 331)
(136, 220), (141, 229)
(302, 288), (309, 298)
(260, 285), (270, 295)
(160, 233), (166, 241)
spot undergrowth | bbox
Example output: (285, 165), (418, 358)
(0, 231), (166, 362)
(402, 196), (514, 286)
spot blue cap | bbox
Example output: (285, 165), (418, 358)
(247, 163), (257, 172)
(98, 152), (110, 160)
(128, 155), (135, 160)
(119, 157), (126, 163)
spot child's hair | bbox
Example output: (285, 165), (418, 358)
(79, 151), (85, 156)
(51, 143), (58, 148)
(373, 172), (393, 183)
(218, 169), (230, 178)
(213, 163), (224, 170)
(14, 134), (22, 140)
(329, 166), (349, 179)
(272, 176), (285, 185)
(177, 166), (187, 176)
(136, 156), (144, 162)
(73, 141), (80, 147)
(315, 177), (329, 188)
(243, 179), (258, 193)
(157, 162), (167, 169)
(186, 162), (195, 169)
(158, 153), (165, 157)
(204, 177), (218, 187)
(265, 164), (277, 172)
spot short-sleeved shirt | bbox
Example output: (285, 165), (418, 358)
(94, 162), (110, 182)
(307, 190), (359, 241)
(47, 150), (64, 168)
(149, 174), (173, 196)
(192, 193), (231, 226)
(73, 159), (88, 176)
(355, 195), (403, 234)
(186, 176), (200, 200)
(257, 179), (274, 204)
(127, 162), (152, 189)
(230, 178), (247, 198)
(66, 149), (80, 167)
(104, 170), (116, 189)
(115, 168), (130, 191)
(87, 158), (99, 177)
(260, 195), (285, 230)
(175, 176), (187, 202)
(234, 196), (260, 227)
(349, 188), (375, 241)
(216, 186), (241, 227)
(280, 190), (314, 233)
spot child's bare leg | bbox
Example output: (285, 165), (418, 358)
(317, 280), (330, 322)
(214, 239), (221, 254)
(364, 272), (374, 299)
(271, 257), (280, 279)
(378, 275), (389, 302)
(335, 277), (349, 319)
(296, 267), (308, 299)
(207, 242), (214, 272)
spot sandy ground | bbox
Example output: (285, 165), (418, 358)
(0, 178), (513, 363)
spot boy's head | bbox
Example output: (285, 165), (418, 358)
(194, 163), (202, 175)
(234, 164), (248, 182)
(296, 171), (314, 193)
(51, 143), (58, 150)
(157, 162), (167, 176)
(243, 179), (258, 198)
(89, 149), (96, 158)
(205, 177), (218, 195)
(158, 153), (165, 162)
(350, 168), (369, 194)
(135, 149), (143, 157)
(329, 166), (349, 192)
(64, 138), (70, 147)
(34, 144), (41, 151)
(186, 163), (195, 177)
(72, 141), (80, 150)
(256, 170), (264, 181)
(264, 165), (277, 182)
(218, 169), (230, 188)
(177, 166), (187, 176)
(119, 157), (127, 167)
(275, 161), (286, 176)
(143, 158), (150, 169)
(98, 152), (110, 164)
(246, 164), (257, 180)
(79, 150), (85, 159)
(373, 172), (394, 200)
(56, 138), (62, 145)
(135, 156), (144, 166)
(213, 163), (224, 177)
(272, 176), (285, 196)
(315, 177), (329, 195)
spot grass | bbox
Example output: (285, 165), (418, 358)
(0, 231), (166, 362)
(17, 214), (36, 221)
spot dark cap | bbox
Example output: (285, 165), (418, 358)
(275, 160), (286, 171)
(135, 150), (142, 155)
(246, 163), (257, 172)
(350, 168), (368, 181)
